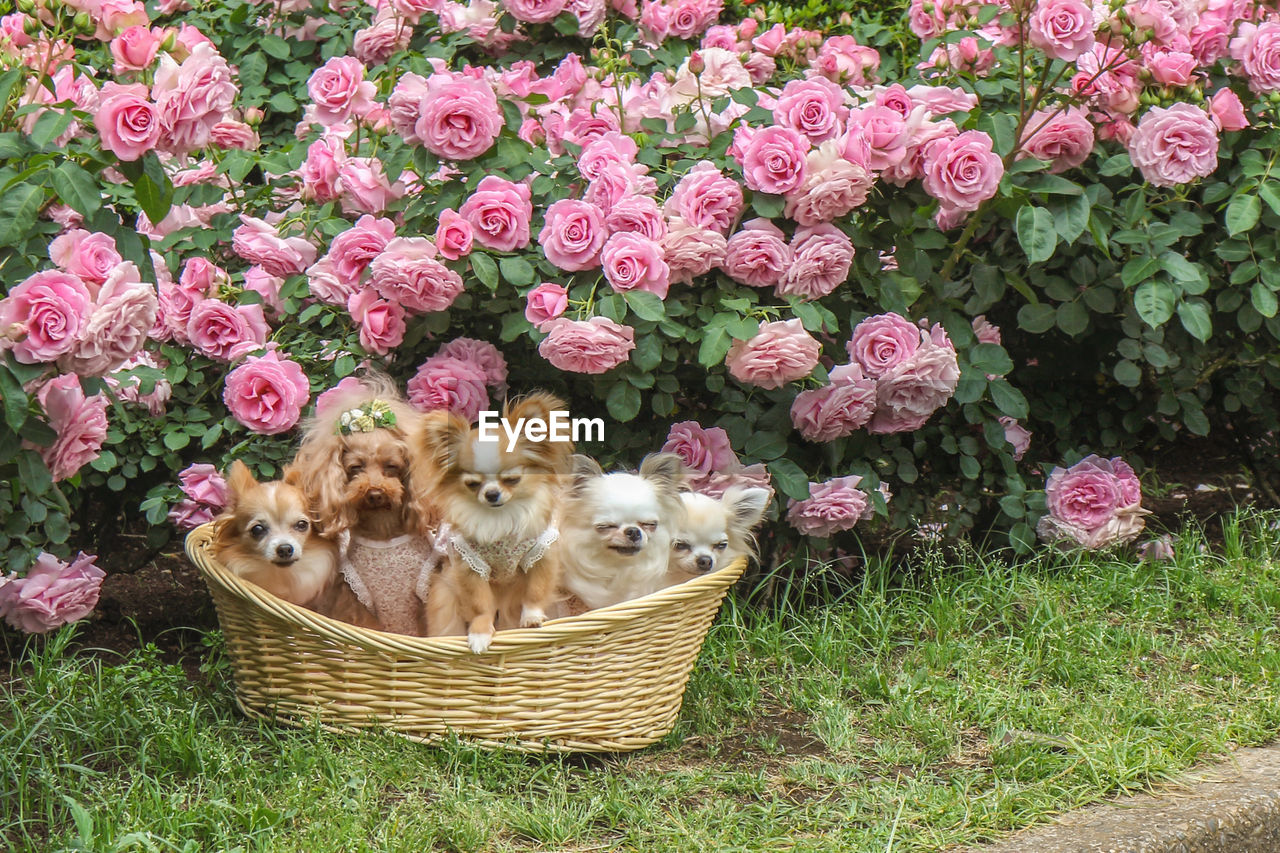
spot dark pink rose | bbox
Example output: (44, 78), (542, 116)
(664, 161), (744, 236)
(778, 223), (855, 301)
(739, 125), (810, 195)
(721, 219), (791, 288)
(232, 216), (317, 277)
(786, 476), (873, 537)
(1038, 454), (1147, 548)
(661, 420), (737, 474)
(328, 215), (396, 288)
(222, 349), (310, 435)
(0, 271), (91, 363)
(526, 282), (569, 328)
(179, 462), (228, 507)
(435, 337), (508, 388)
(417, 75), (502, 161)
(459, 176), (533, 252)
(922, 130), (1004, 213)
(1028, 0), (1095, 61)
(307, 56), (376, 127)
(538, 316), (635, 374)
(95, 82), (160, 162)
(790, 363), (877, 441)
(49, 230), (122, 290)
(504, 0), (566, 23)
(35, 373), (109, 482)
(406, 355), (488, 421)
(725, 319), (820, 389)
(601, 232), (670, 297)
(539, 198), (607, 272)
(348, 288), (407, 356)
(368, 236), (465, 314)
(435, 208), (474, 260)
(605, 194), (667, 241)
(1209, 88), (1249, 131)
(773, 77), (848, 144)
(0, 551), (104, 634)
(186, 299), (269, 362)
(1128, 103), (1219, 187)
(848, 312), (920, 378)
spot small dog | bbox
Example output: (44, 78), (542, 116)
(288, 373), (436, 635)
(211, 460), (338, 609)
(666, 486), (771, 586)
(556, 452), (686, 612)
(418, 393), (572, 653)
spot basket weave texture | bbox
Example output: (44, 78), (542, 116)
(185, 523), (743, 753)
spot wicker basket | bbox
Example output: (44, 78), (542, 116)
(185, 523), (743, 753)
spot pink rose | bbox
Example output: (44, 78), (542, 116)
(1019, 107), (1095, 174)
(416, 75), (502, 160)
(504, 0), (565, 23)
(179, 462), (228, 507)
(1139, 534), (1175, 562)
(59, 265), (158, 377)
(739, 125), (810, 195)
(721, 219), (791, 288)
(232, 216), (317, 277)
(601, 232), (671, 297)
(327, 215), (397, 289)
(848, 313), (919, 378)
(304, 259), (357, 307)
(1000, 416), (1032, 461)
(368, 237), (465, 314)
(922, 130), (1004, 213)
(314, 376), (367, 420)
(435, 208), (474, 260)
(1128, 103), (1219, 187)
(178, 257), (227, 295)
(353, 15), (411, 64)
(578, 132), (639, 181)
(867, 334), (960, 434)
(778, 223), (855, 301)
(605, 194), (667, 241)
(1038, 454), (1147, 548)
(661, 420), (737, 474)
(664, 161), (744, 235)
(773, 77), (848, 144)
(1146, 50), (1197, 87)
(538, 316), (635, 374)
(526, 282), (569, 328)
(785, 141), (874, 226)
(663, 217), (727, 285)
(150, 43), (238, 155)
(725, 319), (820, 389)
(187, 299), (269, 362)
(539, 198), (608, 271)
(1209, 88), (1249, 131)
(786, 476), (873, 537)
(972, 315), (1001, 345)
(95, 82), (161, 162)
(586, 161), (658, 215)
(1229, 21), (1280, 93)
(0, 271), (91, 363)
(110, 25), (163, 72)
(35, 373), (109, 482)
(845, 105), (910, 171)
(434, 337), (508, 387)
(348, 288), (407, 356)
(299, 134), (346, 203)
(222, 349), (310, 435)
(0, 551), (104, 634)
(338, 157), (403, 216)
(168, 498), (216, 529)
(406, 356), (489, 421)
(306, 56), (376, 127)
(209, 120), (258, 150)
(790, 363), (877, 441)
(459, 176), (533, 252)
(1028, 0), (1095, 61)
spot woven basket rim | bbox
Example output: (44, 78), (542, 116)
(185, 523), (744, 658)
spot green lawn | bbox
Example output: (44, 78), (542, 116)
(5, 510), (1280, 852)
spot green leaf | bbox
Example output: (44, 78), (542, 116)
(1121, 255), (1161, 288)
(1177, 300), (1212, 342)
(552, 10), (580, 34)
(1259, 181), (1280, 217)
(49, 162), (102, 217)
(498, 256), (535, 286)
(1056, 301), (1089, 336)
(631, 333), (662, 372)
(28, 108), (74, 150)
(17, 449), (52, 497)
(261, 34), (291, 59)
(623, 290), (665, 322)
(1251, 283), (1278, 318)
(743, 431), (787, 461)
(1015, 205), (1056, 264)
(968, 343), (1013, 375)
(605, 382), (640, 422)
(999, 495), (1026, 518)
(1051, 194), (1090, 245)
(1226, 193), (1262, 236)
(1159, 252), (1203, 283)
(1114, 359), (1142, 387)
(1009, 522), (1036, 553)
(0, 183), (46, 246)
(1098, 153), (1132, 176)
(334, 354), (356, 378)
(0, 367), (27, 430)
(697, 324), (732, 368)
(767, 458), (810, 502)
(1016, 303), (1056, 334)
(134, 173), (172, 228)
(988, 379), (1028, 419)
(469, 253), (499, 290)
(751, 193), (785, 219)
(163, 430), (190, 451)
(1134, 279), (1176, 327)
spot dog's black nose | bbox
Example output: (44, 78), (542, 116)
(275, 543), (294, 560)
(696, 555), (713, 572)
(484, 488), (502, 504)
(625, 526), (642, 543)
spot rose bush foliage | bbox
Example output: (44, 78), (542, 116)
(1, 0), (1279, 577)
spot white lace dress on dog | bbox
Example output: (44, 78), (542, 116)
(436, 523), (558, 580)
(338, 532), (437, 635)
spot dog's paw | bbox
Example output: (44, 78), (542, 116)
(519, 605), (546, 628)
(467, 631), (493, 654)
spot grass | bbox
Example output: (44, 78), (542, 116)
(4, 510), (1280, 852)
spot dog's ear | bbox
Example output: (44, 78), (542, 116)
(224, 460), (257, 509)
(289, 439), (353, 535)
(638, 452), (686, 497)
(723, 486), (771, 536)
(566, 454), (603, 497)
(504, 391), (564, 425)
(505, 392), (574, 472)
(417, 409), (469, 474)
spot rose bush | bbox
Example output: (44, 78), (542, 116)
(1, 0), (1278, 603)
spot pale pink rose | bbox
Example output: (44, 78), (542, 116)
(972, 315), (1001, 345)
(725, 319), (820, 389)
(1209, 88), (1249, 131)
(347, 288), (406, 356)
(873, 83), (914, 118)
(663, 161), (744, 235)
(179, 462), (228, 507)
(110, 25), (162, 72)
(867, 334), (960, 434)
(353, 15), (411, 65)
(95, 82), (160, 162)
(751, 22), (786, 55)
(791, 363), (877, 441)
(417, 75), (502, 160)
(35, 374), (109, 482)
(922, 130), (1004, 213)
(739, 126), (810, 195)
(848, 312), (920, 379)
(240, 267), (282, 317)
(366, 237), (465, 314)
(406, 356), (488, 421)
(585, 163), (658, 216)
(538, 316), (635, 374)
(504, 0), (565, 23)
(328, 215), (396, 288)
(178, 257), (227, 295)
(663, 217), (727, 285)
(845, 105), (910, 171)
(601, 232), (670, 297)
(570, 0), (608, 36)
(305, 259), (357, 307)
(721, 219), (790, 288)
(338, 157), (403, 215)
(47, 231), (121, 291)
(661, 420), (737, 474)
(1128, 103), (1219, 187)
(1038, 454), (1147, 548)
(1190, 15), (1233, 65)
(605, 194), (667, 241)
(151, 43), (237, 155)
(1072, 45), (1143, 115)
(232, 216), (317, 277)
(1000, 416), (1031, 461)
(525, 282), (569, 328)
(222, 349), (310, 435)
(1028, 0), (1095, 61)
(1146, 50), (1197, 86)
(539, 199), (607, 272)
(435, 208), (473, 260)
(435, 337), (508, 387)
(778, 223), (855, 301)
(1018, 107), (1095, 174)
(1138, 534), (1175, 561)
(688, 463), (773, 500)
(786, 476), (873, 537)
(96, 0), (147, 38)
(59, 265), (158, 377)
(0, 271), (91, 364)
(666, 0), (723, 40)
(0, 552), (104, 634)
(459, 176), (532, 252)
(882, 118), (959, 186)
(186, 299), (269, 362)
(314, 376), (367, 419)
(667, 47), (751, 104)
(154, 281), (201, 344)
(307, 56), (377, 127)
(785, 141), (874, 226)
(299, 134), (346, 203)
(168, 498), (215, 529)
(905, 85), (979, 117)
(577, 132), (639, 181)
(813, 36), (881, 86)
(564, 106), (622, 148)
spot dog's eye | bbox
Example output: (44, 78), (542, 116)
(294, 520), (309, 532)
(345, 464), (364, 478)
(595, 524), (617, 532)
(641, 522), (658, 532)
(674, 541), (691, 552)
(250, 523), (268, 539)
(384, 463), (402, 475)
(501, 475), (521, 487)
(463, 475), (482, 490)
(714, 541), (729, 551)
